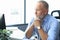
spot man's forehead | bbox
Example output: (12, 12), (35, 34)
(37, 2), (44, 6)
(36, 2), (44, 8)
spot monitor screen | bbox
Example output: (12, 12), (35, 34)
(0, 14), (6, 29)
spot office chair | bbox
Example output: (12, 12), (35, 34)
(51, 10), (60, 40)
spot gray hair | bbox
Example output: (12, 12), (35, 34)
(38, 1), (49, 9)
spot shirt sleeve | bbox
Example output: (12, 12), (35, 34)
(47, 20), (59, 40)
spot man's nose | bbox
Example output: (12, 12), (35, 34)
(35, 11), (37, 14)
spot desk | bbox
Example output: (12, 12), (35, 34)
(6, 27), (35, 40)
(6, 27), (25, 39)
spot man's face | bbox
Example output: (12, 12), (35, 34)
(35, 2), (48, 19)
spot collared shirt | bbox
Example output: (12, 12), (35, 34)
(24, 14), (59, 40)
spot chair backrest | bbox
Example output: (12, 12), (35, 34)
(57, 22), (60, 40)
(51, 10), (60, 40)
(51, 10), (60, 19)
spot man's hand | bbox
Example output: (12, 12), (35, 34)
(33, 18), (42, 28)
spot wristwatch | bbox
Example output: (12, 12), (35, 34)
(36, 26), (40, 30)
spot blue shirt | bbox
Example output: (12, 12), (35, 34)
(24, 14), (59, 40)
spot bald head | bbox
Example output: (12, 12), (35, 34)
(38, 1), (49, 9)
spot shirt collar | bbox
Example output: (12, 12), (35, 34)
(43, 14), (50, 22)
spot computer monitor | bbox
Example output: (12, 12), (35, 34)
(0, 14), (6, 29)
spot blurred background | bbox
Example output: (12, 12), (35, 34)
(0, 0), (60, 40)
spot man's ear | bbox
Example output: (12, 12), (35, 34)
(45, 9), (48, 14)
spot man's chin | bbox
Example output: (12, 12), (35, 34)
(39, 16), (44, 20)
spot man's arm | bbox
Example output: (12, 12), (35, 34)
(26, 24), (34, 39)
(34, 20), (48, 40)
(38, 28), (48, 40)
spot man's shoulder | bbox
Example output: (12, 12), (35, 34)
(47, 14), (58, 23)
(50, 15), (57, 21)
(30, 18), (34, 22)
(44, 14), (58, 23)
(29, 18), (34, 25)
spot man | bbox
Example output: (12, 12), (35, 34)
(24, 1), (59, 40)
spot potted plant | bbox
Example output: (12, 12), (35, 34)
(0, 29), (12, 40)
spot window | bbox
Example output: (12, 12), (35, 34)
(26, 0), (39, 23)
(0, 0), (24, 25)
